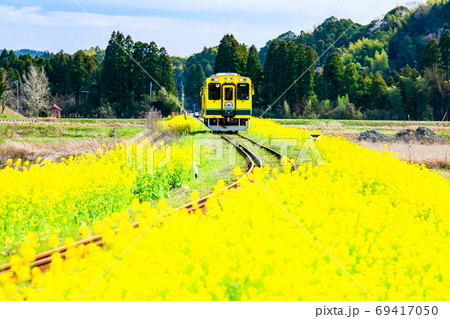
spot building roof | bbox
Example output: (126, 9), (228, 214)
(49, 104), (62, 111)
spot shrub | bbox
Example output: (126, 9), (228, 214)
(38, 109), (48, 118)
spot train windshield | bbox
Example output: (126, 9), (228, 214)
(208, 83), (221, 100)
(224, 87), (234, 101)
(237, 84), (249, 100)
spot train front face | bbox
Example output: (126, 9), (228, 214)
(201, 73), (252, 132)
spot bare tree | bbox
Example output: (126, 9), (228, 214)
(20, 66), (51, 117)
(0, 72), (17, 115)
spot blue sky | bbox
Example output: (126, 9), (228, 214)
(0, 0), (423, 57)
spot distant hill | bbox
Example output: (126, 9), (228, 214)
(13, 49), (50, 58)
(257, 1), (450, 70)
(83, 46), (105, 62)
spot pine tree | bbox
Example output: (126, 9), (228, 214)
(439, 30), (450, 76)
(275, 40), (290, 106)
(214, 34), (247, 74)
(297, 45), (317, 100)
(0, 71), (7, 106)
(369, 72), (388, 109)
(185, 64), (205, 108)
(101, 31), (134, 117)
(263, 40), (279, 108)
(323, 52), (344, 100)
(245, 45), (263, 108)
(68, 50), (88, 91)
(245, 45), (263, 89)
(47, 53), (69, 90)
(420, 38), (441, 71)
(342, 63), (360, 101)
(158, 47), (177, 96)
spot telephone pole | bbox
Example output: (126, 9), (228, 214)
(149, 82), (153, 108)
(14, 80), (19, 113)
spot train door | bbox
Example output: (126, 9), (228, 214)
(221, 84), (236, 117)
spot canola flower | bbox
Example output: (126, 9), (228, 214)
(0, 116), (199, 253)
(1, 118), (449, 301)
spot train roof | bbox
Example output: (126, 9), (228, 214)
(210, 73), (240, 77)
(206, 73), (251, 83)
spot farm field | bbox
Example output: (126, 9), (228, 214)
(0, 117), (247, 263)
(276, 119), (450, 171)
(0, 117), (449, 301)
(275, 119), (450, 141)
(0, 123), (144, 168)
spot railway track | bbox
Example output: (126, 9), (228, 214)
(0, 133), (284, 275)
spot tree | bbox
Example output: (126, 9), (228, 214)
(185, 64), (205, 107)
(214, 34), (247, 74)
(262, 40), (279, 107)
(342, 63), (360, 101)
(369, 72), (389, 109)
(420, 38), (441, 71)
(152, 89), (180, 117)
(297, 45), (317, 100)
(245, 45), (263, 103)
(20, 66), (51, 116)
(323, 52), (344, 100)
(158, 47), (177, 96)
(440, 30), (450, 76)
(68, 50), (89, 91)
(0, 71), (8, 114)
(101, 31), (134, 117)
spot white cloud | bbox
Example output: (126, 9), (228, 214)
(0, 5), (295, 55)
(0, 1), (425, 56)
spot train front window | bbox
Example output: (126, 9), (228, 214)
(208, 83), (221, 100)
(224, 87), (233, 101)
(237, 84), (249, 100)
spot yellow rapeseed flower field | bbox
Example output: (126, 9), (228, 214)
(1, 118), (449, 301)
(0, 116), (199, 253)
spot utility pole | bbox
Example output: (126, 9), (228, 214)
(181, 82), (185, 112)
(149, 82), (153, 108)
(14, 80), (19, 113)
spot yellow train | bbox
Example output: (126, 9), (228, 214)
(201, 73), (253, 132)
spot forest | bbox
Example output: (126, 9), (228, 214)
(0, 0), (449, 120)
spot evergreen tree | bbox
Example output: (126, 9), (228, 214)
(185, 64), (205, 108)
(47, 53), (69, 90)
(342, 62), (360, 101)
(440, 30), (450, 76)
(101, 31), (134, 117)
(68, 50), (89, 91)
(214, 34), (247, 74)
(262, 40), (279, 109)
(132, 41), (155, 100)
(158, 47), (177, 96)
(0, 71), (7, 104)
(297, 45), (317, 100)
(369, 72), (389, 109)
(245, 45), (264, 108)
(420, 38), (441, 71)
(275, 40), (290, 108)
(323, 52), (344, 100)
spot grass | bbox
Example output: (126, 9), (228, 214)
(150, 132), (247, 210)
(56, 118), (146, 125)
(0, 124), (142, 140)
(0, 106), (25, 119)
(0, 123), (144, 168)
